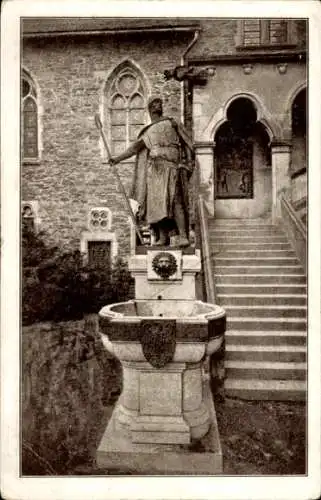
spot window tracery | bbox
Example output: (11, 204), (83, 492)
(22, 72), (38, 160)
(107, 66), (147, 155)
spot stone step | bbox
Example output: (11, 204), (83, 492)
(227, 317), (307, 331)
(218, 294), (307, 306)
(224, 360), (307, 380)
(224, 305), (307, 318)
(212, 249), (296, 258)
(226, 344), (306, 363)
(211, 235), (287, 242)
(210, 242), (292, 250)
(214, 264), (305, 275)
(209, 225), (283, 230)
(216, 284), (307, 294)
(209, 220), (307, 401)
(215, 273), (306, 284)
(225, 331), (307, 346)
(210, 236), (289, 243)
(210, 218), (272, 226)
(215, 257), (299, 266)
(224, 379), (306, 401)
(210, 228), (286, 236)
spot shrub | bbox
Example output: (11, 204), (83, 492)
(22, 228), (133, 325)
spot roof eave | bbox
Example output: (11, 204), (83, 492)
(23, 26), (200, 38)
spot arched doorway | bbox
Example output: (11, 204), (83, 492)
(214, 97), (272, 218)
(291, 88), (307, 174)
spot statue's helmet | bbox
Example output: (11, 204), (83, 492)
(148, 95), (163, 115)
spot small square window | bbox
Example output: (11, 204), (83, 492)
(238, 19), (295, 49)
(88, 241), (111, 269)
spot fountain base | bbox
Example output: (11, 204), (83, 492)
(96, 250), (225, 474)
(97, 380), (223, 475)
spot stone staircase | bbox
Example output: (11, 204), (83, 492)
(209, 218), (307, 401)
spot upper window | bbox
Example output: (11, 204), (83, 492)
(106, 65), (147, 156)
(22, 72), (38, 160)
(239, 19), (294, 48)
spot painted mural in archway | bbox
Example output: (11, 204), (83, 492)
(214, 97), (272, 219)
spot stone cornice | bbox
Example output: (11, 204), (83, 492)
(186, 50), (306, 66)
(194, 142), (215, 149)
(271, 138), (292, 146)
(165, 50), (305, 85)
(271, 140), (292, 150)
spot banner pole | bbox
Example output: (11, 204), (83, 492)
(94, 114), (145, 246)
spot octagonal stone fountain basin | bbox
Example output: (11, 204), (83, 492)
(99, 299), (226, 362)
(98, 299), (226, 445)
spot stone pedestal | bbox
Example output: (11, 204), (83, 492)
(128, 249), (201, 300)
(195, 143), (215, 217)
(98, 332), (223, 446)
(271, 142), (291, 223)
(97, 381), (222, 475)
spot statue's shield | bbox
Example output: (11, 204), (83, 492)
(140, 319), (176, 368)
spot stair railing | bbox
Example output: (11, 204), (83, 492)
(191, 154), (216, 304)
(280, 193), (307, 273)
(197, 194), (216, 304)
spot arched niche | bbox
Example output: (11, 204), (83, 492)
(215, 97), (271, 205)
(290, 88), (307, 176)
(203, 91), (279, 144)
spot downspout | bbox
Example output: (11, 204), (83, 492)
(180, 29), (200, 126)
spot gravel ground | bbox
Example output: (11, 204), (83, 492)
(214, 395), (306, 475)
(71, 395), (306, 476)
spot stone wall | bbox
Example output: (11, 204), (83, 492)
(22, 317), (122, 474)
(187, 19), (306, 59)
(291, 173), (307, 204)
(291, 132), (307, 205)
(22, 20), (307, 251)
(22, 33), (189, 256)
(193, 62), (307, 144)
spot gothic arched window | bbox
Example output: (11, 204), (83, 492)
(22, 73), (38, 160)
(107, 66), (147, 156)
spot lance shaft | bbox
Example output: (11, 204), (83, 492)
(94, 114), (145, 246)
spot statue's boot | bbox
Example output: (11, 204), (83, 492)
(155, 227), (167, 246)
(174, 201), (190, 248)
(177, 236), (190, 248)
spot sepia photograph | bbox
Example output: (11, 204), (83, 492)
(1, 1), (321, 499)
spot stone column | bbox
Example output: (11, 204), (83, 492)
(194, 142), (215, 217)
(271, 142), (291, 223)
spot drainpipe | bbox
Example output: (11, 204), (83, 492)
(180, 29), (200, 126)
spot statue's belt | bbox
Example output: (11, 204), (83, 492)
(148, 158), (192, 172)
